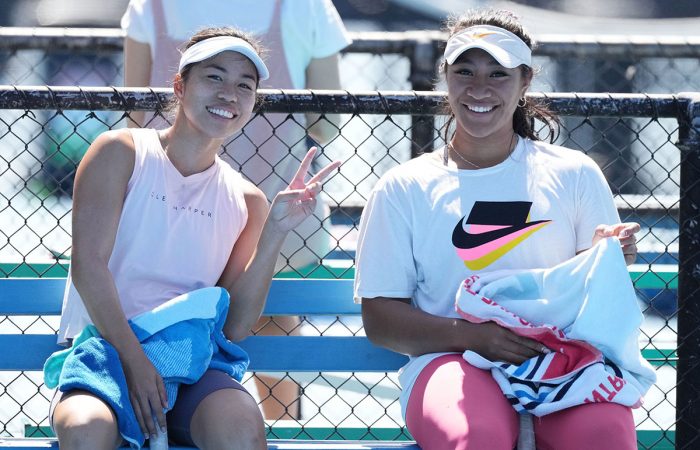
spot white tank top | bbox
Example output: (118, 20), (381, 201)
(57, 128), (248, 343)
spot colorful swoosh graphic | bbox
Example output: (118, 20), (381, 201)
(452, 201), (552, 270)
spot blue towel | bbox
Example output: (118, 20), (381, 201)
(44, 287), (249, 449)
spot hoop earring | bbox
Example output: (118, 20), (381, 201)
(518, 97), (527, 108)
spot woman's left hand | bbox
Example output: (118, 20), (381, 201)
(269, 146), (341, 232)
(592, 222), (641, 265)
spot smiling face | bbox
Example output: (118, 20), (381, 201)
(174, 50), (258, 140)
(446, 48), (531, 142)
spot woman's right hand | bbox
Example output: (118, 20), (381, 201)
(120, 347), (168, 438)
(268, 146), (340, 233)
(467, 321), (550, 365)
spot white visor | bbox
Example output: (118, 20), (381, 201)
(178, 35), (269, 80)
(444, 25), (531, 69)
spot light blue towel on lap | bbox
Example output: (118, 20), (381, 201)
(43, 287), (249, 449)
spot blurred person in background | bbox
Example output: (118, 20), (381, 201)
(121, 0), (351, 420)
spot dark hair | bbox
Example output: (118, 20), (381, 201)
(440, 9), (559, 144)
(163, 26), (266, 117)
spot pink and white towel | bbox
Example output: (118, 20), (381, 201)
(455, 237), (656, 416)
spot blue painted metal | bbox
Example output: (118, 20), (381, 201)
(0, 276), (671, 449)
(265, 279), (358, 315)
(241, 336), (408, 371)
(0, 278), (358, 316)
(0, 438), (420, 449)
(0, 335), (61, 370)
(2, 277), (675, 316)
(0, 335), (407, 372)
(0, 278), (65, 315)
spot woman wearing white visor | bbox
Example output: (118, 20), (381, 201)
(51, 27), (339, 449)
(355, 9), (639, 450)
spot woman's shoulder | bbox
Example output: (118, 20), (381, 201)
(526, 139), (600, 171)
(222, 171), (265, 207)
(85, 129), (137, 165)
(74, 130), (137, 196)
(373, 153), (442, 191)
(212, 158), (263, 203)
(238, 177), (266, 202)
(91, 128), (136, 150)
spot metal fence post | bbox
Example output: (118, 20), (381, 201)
(408, 39), (439, 158)
(676, 92), (700, 449)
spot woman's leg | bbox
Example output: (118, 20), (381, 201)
(168, 369), (266, 450)
(405, 354), (519, 450)
(534, 402), (636, 450)
(52, 390), (122, 450)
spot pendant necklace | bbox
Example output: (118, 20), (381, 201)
(443, 133), (517, 169)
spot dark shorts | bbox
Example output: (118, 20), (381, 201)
(167, 369), (250, 446)
(50, 369), (250, 447)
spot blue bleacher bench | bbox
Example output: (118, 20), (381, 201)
(0, 277), (418, 450)
(0, 274), (676, 449)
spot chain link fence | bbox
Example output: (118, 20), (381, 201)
(1, 28), (699, 449)
(1, 87), (697, 449)
(2, 28), (699, 192)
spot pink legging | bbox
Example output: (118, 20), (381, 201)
(405, 355), (637, 450)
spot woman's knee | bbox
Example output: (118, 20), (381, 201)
(535, 403), (636, 450)
(190, 388), (266, 450)
(52, 391), (120, 450)
(406, 355), (518, 450)
(411, 413), (516, 450)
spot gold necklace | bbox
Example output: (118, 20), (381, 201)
(444, 133), (517, 169)
(449, 145), (482, 169)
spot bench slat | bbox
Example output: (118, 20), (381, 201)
(266, 279), (358, 315)
(0, 279), (65, 315)
(241, 336), (408, 371)
(0, 275), (677, 316)
(0, 278), (359, 316)
(0, 438), (420, 449)
(0, 335), (408, 372)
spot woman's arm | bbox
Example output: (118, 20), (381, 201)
(71, 129), (167, 437)
(216, 184), (278, 341)
(305, 54), (343, 144)
(72, 130), (139, 357)
(362, 297), (548, 364)
(218, 147), (341, 340)
(123, 37), (152, 127)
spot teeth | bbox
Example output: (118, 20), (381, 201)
(468, 105), (494, 113)
(207, 107), (234, 119)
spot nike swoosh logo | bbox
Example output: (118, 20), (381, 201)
(453, 219), (551, 250)
(468, 31), (497, 40)
(455, 223), (551, 263)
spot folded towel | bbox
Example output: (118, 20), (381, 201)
(44, 287), (248, 449)
(455, 237), (656, 417)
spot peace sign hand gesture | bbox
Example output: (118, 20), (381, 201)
(269, 147), (341, 232)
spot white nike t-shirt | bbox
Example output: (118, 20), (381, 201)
(353, 137), (620, 416)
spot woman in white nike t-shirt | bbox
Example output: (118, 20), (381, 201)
(51, 27), (339, 449)
(354, 9), (640, 450)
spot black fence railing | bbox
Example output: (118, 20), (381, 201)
(2, 27), (700, 163)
